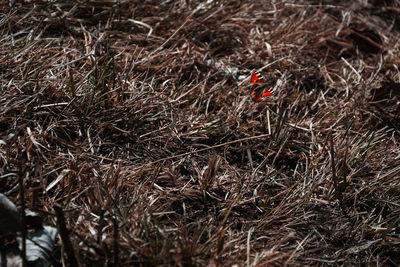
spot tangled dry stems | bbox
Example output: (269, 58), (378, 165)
(1, 0), (400, 265)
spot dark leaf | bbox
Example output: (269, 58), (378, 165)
(0, 193), (21, 234)
(18, 226), (58, 265)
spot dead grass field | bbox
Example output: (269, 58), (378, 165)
(1, 0), (400, 266)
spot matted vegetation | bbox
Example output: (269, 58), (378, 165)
(1, 0), (400, 265)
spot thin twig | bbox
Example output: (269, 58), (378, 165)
(113, 217), (119, 266)
(19, 167), (27, 267)
(54, 204), (81, 267)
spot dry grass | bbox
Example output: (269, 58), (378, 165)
(1, 0), (400, 265)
